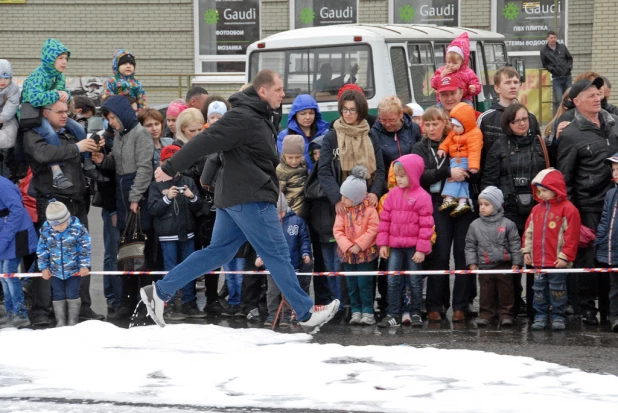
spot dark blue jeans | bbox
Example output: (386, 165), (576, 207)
(160, 239), (196, 304)
(387, 248), (422, 316)
(320, 242), (343, 309)
(552, 75), (572, 113)
(533, 272), (567, 322)
(51, 276), (81, 301)
(223, 257), (245, 306)
(101, 209), (122, 308)
(0, 258), (27, 317)
(155, 202), (314, 321)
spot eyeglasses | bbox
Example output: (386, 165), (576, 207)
(44, 108), (69, 115)
(510, 117), (529, 125)
(379, 117), (401, 124)
(342, 108), (358, 114)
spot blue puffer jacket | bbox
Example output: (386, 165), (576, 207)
(277, 95), (330, 171)
(37, 216), (91, 280)
(596, 187), (618, 265)
(371, 112), (421, 170)
(0, 176), (38, 261)
(281, 210), (311, 270)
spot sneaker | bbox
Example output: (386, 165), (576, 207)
(410, 314), (423, 327)
(582, 310), (599, 325)
(611, 319), (618, 333)
(472, 318), (490, 328)
(31, 314), (51, 327)
(140, 282), (166, 327)
(401, 313), (412, 325)
(531, 318), (546, 330)
(107, 306), (133, 320)
(79, 307), (105, 321)
(0, 314), (7, 325)
(52, 173), (73, 190)
(377, 315), (400, 328)
(222, 304), (240, 317)
(552, 319), (566, 331)
(163, 308), (186, 321)
(439, 199), (458, 212)
(360, 313), (376, 325)
(204, 301), (225, 315)
(349, 312), (362, 325)
(264, 315), (276, 326)
(279, 315), (292, 327)
(5, 314), (30, 329)
(298, 299), (340, 334)
(500, 318), (514, 327)
(234, 307), (247, 318)
(246, 308), (261, 321)
(181, 303), (207, 319)
(450, 203), (471, 217)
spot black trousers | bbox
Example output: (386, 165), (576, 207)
(309, 227), (334, 305)
(576, 212), (609, 317)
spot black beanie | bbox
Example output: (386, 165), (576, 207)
(118, 54), (135, 68)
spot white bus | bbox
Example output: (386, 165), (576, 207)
(246, 24), (511, 122)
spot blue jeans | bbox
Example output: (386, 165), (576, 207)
(533, 272), (567, 322)
(160, 239), (196, 304)
(442, 158), (470, 200)
(101, 209), (122, 308)
(34, 117), (89, 165)
(155, 202), (314, 321)
(387, 248), (423, 316)
(321, 242), (343, 308)
(223, 257), (245, 306)
(552, 75), (572, 113)
(51, 276), (81, 300)
(0, 258), (27, 317)
(345, 262), (375, 314)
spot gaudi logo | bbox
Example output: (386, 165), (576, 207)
(204, 9), (219, 25)
(399, 5), (415, 23)
(503, 2), (521, 21)
(299, 7), (315, 24)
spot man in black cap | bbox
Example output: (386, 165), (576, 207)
(557, 76), (618, 325)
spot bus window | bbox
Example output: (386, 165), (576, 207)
(434, 43), (448, 67)
(484, 43), (508, 84)
(248, 44), (374, 104)
(408, 43), (436, 107)
(389, 46), (411, 104)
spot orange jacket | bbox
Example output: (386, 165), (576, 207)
(438, 103), (483, 170)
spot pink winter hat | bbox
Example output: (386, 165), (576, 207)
(166, 100), (188, 118)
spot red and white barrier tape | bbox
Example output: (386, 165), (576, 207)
(1, 268), (618, 278)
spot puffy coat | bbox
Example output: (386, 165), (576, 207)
(147, 175), (202, 242)
(595, 187), (618, 265)
(377, 154), (434, 253)
(0, 176), (37, 261)
(557, 109), (618, 213)
(37, 216), (91, 280)
(276, 158), (308, 220)
(281, 210), (311, 269)
(102, 50), (146, 109)
(438, 103), (483, 170)
(522, 169), (580, 267)
(540, 43), (573, 78)
(371, 112), (421, 173)
(465, 208), (523, 269)
(21, 39), (70, 107)
(431, 33), (481, 103)
(277, 94), (330, 171)
(334, 200), (379, 264)
(0, 64), (20, 123)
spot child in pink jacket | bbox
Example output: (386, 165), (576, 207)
(334, 166), (380, 326)
(431, 32), (481, 105)
(377, 154), (434, 328)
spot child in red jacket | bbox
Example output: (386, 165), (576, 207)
(522, 168), (580, 331)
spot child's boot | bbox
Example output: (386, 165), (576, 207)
(52, 300), (67, 327)
(67, 298), (81, 326)
(450, 200), (471, 217)
(52, 167), (74, 190)
(439, 197), (458, 212)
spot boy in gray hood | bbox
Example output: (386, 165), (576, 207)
(0, 59), (20, 149)
(465, 186), (523, 327)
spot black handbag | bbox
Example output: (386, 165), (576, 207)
(19, 102), (43, 129)
(304, 165), (326, 200)
(117, 210), (147, 272)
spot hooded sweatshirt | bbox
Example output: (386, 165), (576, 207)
(438, 102), (484, 170)
(0, 59), (20, 123)
(377, 154), (434, 253)
(431, 33), (482, 103)
(522, 168), (581, 267)
(102, 50), (146, 109)
(22, 39), (70, 107)
(277, 94), (330, 171)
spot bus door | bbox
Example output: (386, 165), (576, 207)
(388, 44), (412, 105)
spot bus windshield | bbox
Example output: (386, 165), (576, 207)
(249, 44), (374, 104)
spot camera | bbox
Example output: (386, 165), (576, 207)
(177, 187), (185, 194)
(513, 177), (529, 187)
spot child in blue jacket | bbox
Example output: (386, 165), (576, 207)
(256, 194), (311, 326)
(0, 176), (38, 329)
(37, 200), (91, 327)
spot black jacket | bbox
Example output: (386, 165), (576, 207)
(540, 43), (573, 78)
(161, 87), (280, 209)
(147, 175), (201, 241)
(411, 137), (450, 205)
(318, 127), (385, 205)
(23, 128), (87, 201)
(371, 113), (421, 172)
(557, 109), (618, 213)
